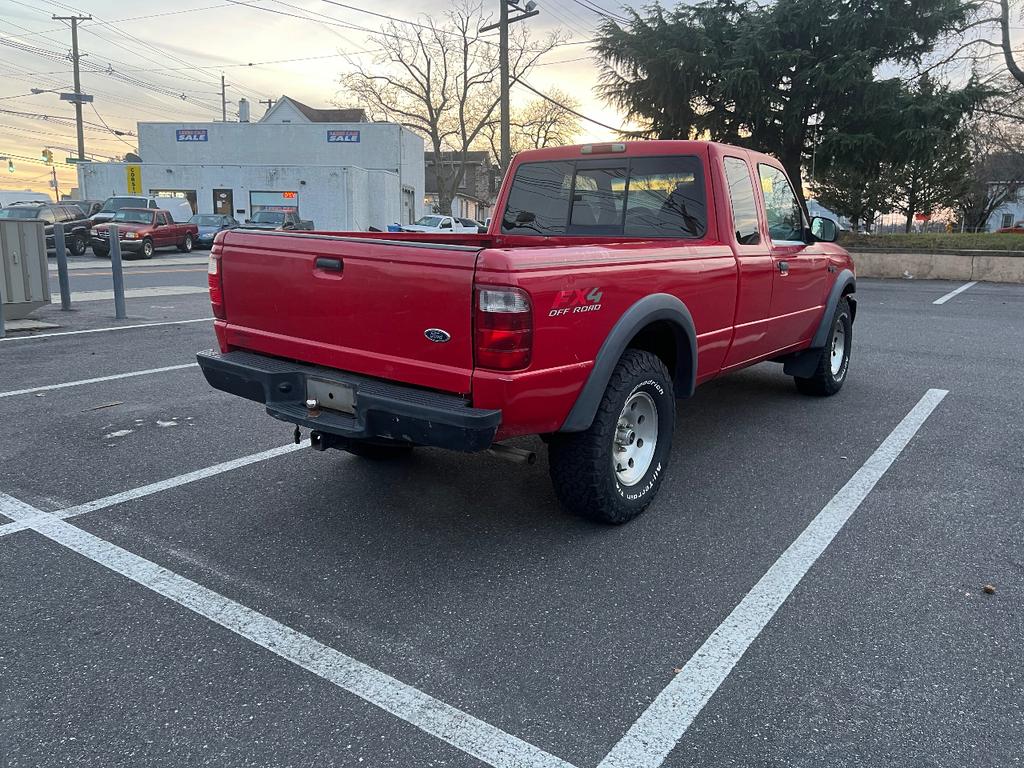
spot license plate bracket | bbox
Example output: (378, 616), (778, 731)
(306, 377), (356, 414)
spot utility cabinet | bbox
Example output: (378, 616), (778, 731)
(1, 220), (50, 320)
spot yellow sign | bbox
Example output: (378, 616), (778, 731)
(125, 164), (142, 194)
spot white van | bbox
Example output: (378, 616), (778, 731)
(92, 195), (194, 225)
(0, 190), (51, 208)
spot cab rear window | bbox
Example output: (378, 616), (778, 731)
(501, 155), (706, 238)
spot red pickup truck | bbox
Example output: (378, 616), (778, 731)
(197, 140), (855, 523)
(91, 208), (198, 259)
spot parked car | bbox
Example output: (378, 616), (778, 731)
(459, 217), (487, 233)
(0, 201), (93, 255)
(402, 215), (479, 234)
(197, 139), (856, 525)
(91, 195), (195, 226)
(995, 221), (1024, 234)
(61, 199), (103, 218)
(0, 190), (51, 208)
(190, 213), (239, 248)
(240, 211), (314, 231)
(91, 207), (198, 259)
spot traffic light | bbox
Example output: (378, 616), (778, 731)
(42, 148), (53, 164)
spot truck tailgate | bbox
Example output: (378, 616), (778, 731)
(216, 231), (481, 394)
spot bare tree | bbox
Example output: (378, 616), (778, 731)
(999, 0), (1024, 86)
(480, 91), (582, 172)
(959, 104), (1024, 229)
(339, 2), (560, 214)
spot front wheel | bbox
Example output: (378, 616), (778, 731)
(140, 238), (155, 259)
(548, 349), (675, 524)
(794, 297), (852, 396)
(178, 233), (193, 253)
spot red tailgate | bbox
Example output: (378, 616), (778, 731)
(215, 230), (481, 394)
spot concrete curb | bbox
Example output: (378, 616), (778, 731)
(849, 251), (1024, 283)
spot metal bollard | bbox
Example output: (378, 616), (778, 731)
(51, 223), (72, 310)
(0, 267), (6, 338)
(108, 226), (127, 320)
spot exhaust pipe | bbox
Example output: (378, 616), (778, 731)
(487, 443), (536, 465)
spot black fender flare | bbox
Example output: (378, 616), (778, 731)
(782, 269), (856, 377)
(560, 293), (697, 432)
(810, 269), (856, 348)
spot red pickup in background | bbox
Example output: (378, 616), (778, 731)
(198, 140), (856, 524)
(91, 207), (198, 259)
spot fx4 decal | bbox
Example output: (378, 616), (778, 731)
(549, 287), (603, 317)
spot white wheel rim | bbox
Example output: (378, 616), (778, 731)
(613, 391), (658, 486)
(830, 322), (846, 376)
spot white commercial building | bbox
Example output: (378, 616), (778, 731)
(76, 96), (425, 231)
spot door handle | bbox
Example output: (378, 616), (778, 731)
(777, 260), (789, 275)
(314, 257), (343, 272)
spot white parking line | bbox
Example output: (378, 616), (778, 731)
(0, 363), (198, 399)
(933, 281), (978, 305)
(598, 388), (948, 768)
(0, 491), (577, 768)
(0, 318), (210, 342)
(0, 442), (308, 540)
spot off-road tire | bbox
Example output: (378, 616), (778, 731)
(794, 297), (852, 396)
(548, 349), (675, 524)
(343, 440), (414, 460)
(178, 233), (193, 253)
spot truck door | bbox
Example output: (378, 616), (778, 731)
(721, 155), (775, 368)
(156, 211), (174, 247)
(756, 164), (828, 351)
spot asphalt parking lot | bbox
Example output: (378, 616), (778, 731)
(1, 276), (1021, 767)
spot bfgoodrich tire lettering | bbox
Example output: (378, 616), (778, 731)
(794, 297), (852, 396)
(548, 349), (675, 524)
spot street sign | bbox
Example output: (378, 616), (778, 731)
(59, 92), (94, 103)
(125, 164), (142, 194)
(66, 157), (92, 164)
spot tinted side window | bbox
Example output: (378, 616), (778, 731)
(624, 156), (706, 238)
(38, 208), (55, 224)
(723, 157), (760, 245)
(757, 164), (805, 243)
(502, 161), (573, 235)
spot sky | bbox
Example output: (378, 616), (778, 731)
(0, 0), (1021, 197)
(0, 0), (627, 196)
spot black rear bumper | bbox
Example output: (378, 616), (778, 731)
(196, 349), (500, 452)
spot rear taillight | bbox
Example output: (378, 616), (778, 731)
(208, 252), (225, 320)
(475, 286), (532, 370)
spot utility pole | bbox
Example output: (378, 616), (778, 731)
(259, 97), (275, 114)
(481, 1), (539, 173)
(221, 75), (228, 122)
(52, 15), (91, 162)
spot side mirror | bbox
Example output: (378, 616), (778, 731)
(810, 216), (838, 243)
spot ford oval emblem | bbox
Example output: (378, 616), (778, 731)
(424, 328), (451, 343)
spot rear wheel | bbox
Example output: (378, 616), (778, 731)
(548, 349), (675, 524)
(794, 297), (852, 396)
(178, 233), (193, 253)
(69, 232), (87, 256)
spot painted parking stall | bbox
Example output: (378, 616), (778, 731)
(0, 278), (1020, 766)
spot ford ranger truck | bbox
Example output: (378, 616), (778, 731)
(197, 140), (856, 524)
(92, 208), (198, 259)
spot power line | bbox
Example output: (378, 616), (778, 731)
(516, 78), (629, 133)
